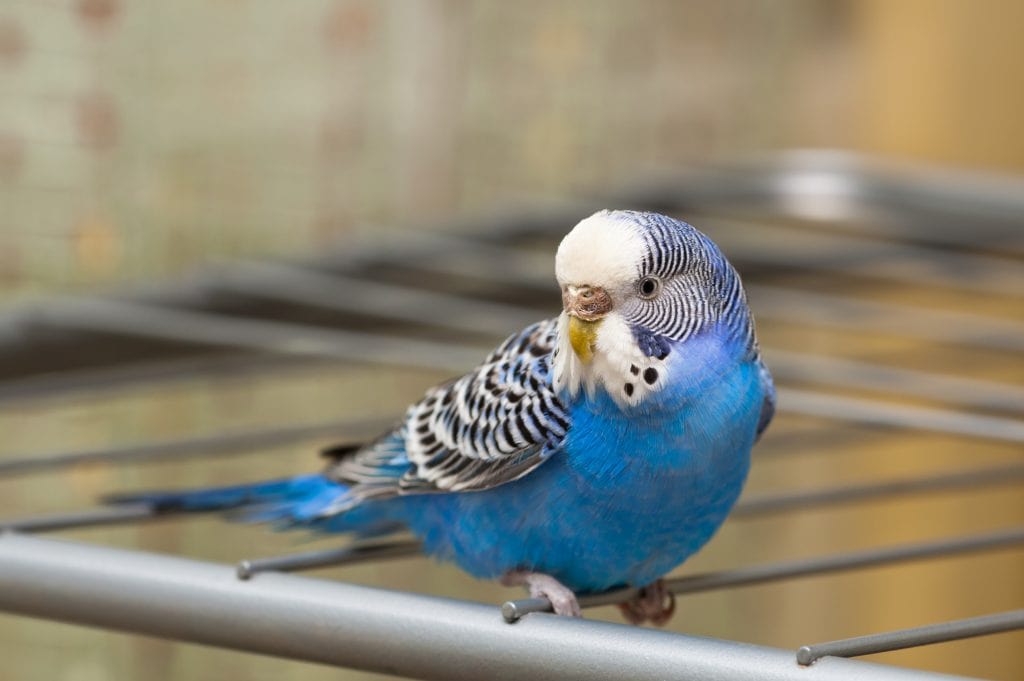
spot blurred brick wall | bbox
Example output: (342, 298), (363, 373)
(0, 1), (883, 298)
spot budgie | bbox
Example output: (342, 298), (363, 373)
(112, 210), (775, 624)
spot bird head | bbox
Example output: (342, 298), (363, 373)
(552, 210), (754, 407)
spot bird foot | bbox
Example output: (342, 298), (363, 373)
(617, 579), (676, 626)
(501, 570), (582, 617)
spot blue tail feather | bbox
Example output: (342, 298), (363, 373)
(106, 474), (405, 538)
(106, 474), (340, 518)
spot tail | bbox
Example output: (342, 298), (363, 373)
(105, 474), (401, 536)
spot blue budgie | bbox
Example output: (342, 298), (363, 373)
(112, 210), (775, 624)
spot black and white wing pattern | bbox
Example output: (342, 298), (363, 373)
(325, 319), (570, 496)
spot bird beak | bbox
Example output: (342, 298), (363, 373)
(562, 285), (611, 364)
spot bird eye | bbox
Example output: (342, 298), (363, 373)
(638, 276), (661, 300)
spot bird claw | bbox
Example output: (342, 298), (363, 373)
(502, 570), (582, 617)
(617, 579), (676, 626)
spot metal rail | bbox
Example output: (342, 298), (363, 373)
(731, 463), (1024, 516)
(502, 525), (1024, 620)
(0, 416), (395, 475)
(0, 505), (157, 533)
(26, 298), (487, 373)
(778, 388), (1024, 444)
(0, 534), (974, 681)
(615, 151), (1024, 251)
(797, 610), (1024, 665)
(677, 215), (1022, 295)
(236, 539), (423, 579)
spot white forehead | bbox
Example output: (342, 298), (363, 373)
(555, 211), (645, 288)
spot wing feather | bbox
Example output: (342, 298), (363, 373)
(324, 319), (568, 498)
(754, 353), (776, 440)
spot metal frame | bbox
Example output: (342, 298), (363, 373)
(0, 534), (975, 681)
(1, 152), (1022, 679)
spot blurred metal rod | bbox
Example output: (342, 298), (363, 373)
(767, 351), (1024, 414)
(0, 535), (962, 681)
(749, 286), (1024, 353)
(797, 609), (1024, 665)
(614, 153), (1024, 251)
(682, 215), (1022, 296)
(625, 525), (1024, 597)
(779, 388), (1024, 444)
(0, 352), (312, 405)
(205, 261), (542, 337)
(29, 297), (488, 371)
(0, 416), (395, 476)
(0, 505), (156, 533)
(236, 540), (422, 579)
(732, 463), (1024, 517)
(504, 525), (1024, 620)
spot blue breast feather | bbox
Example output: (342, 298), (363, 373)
(390, 328), (764, 592)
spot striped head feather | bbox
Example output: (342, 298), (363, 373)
(552, 210), (757, 407)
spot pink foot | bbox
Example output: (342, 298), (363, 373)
(617, 579), (676, 626)
(501, 570), (582, 617)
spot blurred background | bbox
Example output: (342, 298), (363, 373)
(0, 1), (1022, 680)
(4, 0), (1024, 297)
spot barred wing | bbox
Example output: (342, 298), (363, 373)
(325, 319), (570, 496)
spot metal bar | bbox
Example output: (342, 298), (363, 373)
(779, 388), (1024, 444)
(661, 525), (1024, 596)
(683, 215), (1022, 296)
(749, 286), (1024, 353)
(205, 261), (542, 337)
(0, 416), (395, 476)
(614, 152), (1024, 250)
(0, 534), (973, 681)
(503, 526), (1024, 620)
(0, 351), (319, 405)
(236, 540), (423, 579)
(766, 351), (1024, 415)
(28, 298), (488, 372)
(797, 610), (1024, 665)
(732, 463), (1024, 517)
(0, 505), (156, 533)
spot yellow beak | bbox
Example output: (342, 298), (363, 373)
(568, 316), (602, 363)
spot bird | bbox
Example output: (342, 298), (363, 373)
(109, 210), (775, 624)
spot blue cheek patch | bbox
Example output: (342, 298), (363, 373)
(631, 324), (672, 359)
